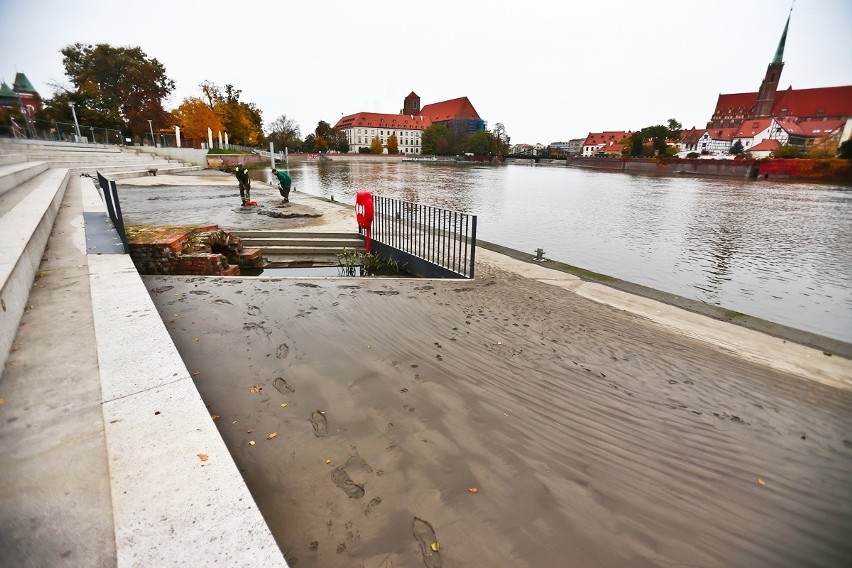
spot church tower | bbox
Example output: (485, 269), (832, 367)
(403, 91), (420, 115)
(752, 12), (791, 118)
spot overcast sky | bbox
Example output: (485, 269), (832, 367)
(2, 0), (850, 144)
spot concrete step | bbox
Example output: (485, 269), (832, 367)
(0, 154), (26, 166)
(100, 165), (203, 180)
(0, 161), (49, 197)
(0, 140), (121, 153)
(238, 236), (364, 248)
(0, 167), (70, 368)
(258, 244), (365, 255)
(231, 230), (360, 239)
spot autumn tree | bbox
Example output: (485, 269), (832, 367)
(173, 97), (224, 147)
(44, 43), (175, 137)
(369, 136), (384, 154)
(198, 82), (264, 146)
(267, 114), (302, 152)
(386, 133), (399, 154)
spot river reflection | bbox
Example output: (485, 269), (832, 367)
(261, 162), (852, 343)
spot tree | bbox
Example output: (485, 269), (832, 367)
(199, 81), (264, 146)
(770, 145), (804, 158)
(173, 97), (224, 147)
(464, 130), (499, 155)
(422, 123), (456, 155)
(386, 133), (399, 154)
(492, 123), (510, 154)
(267, 114), (302, 151)
(730, 140), (745, 155)
(369, 136), (384, 154)
(48, 43), (175, 137)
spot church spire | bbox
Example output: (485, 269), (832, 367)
(772, 11), (791, 65)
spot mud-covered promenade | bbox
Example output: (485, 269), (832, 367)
(125, 175), (851, 567)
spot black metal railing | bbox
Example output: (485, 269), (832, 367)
(368, 196), (477, 279)
(96, 172), (129, 253)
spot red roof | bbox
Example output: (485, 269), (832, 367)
(771, 85), (852, 119)
(420, 97), (481, 122)
(708, 127), (740, 141)
(795, 119), (846, 136)
(679, 127), (706, 145)
(735, 119), (773, 138)
(712, 92), (757, 116)
(583, 131), (632, 146)
(749, 139), (781, 152)
(334, 112), (432, 130)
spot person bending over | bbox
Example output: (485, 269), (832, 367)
(272, 168), (292, 202)
(235, 163), (251, 205)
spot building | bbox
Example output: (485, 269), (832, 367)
(581, 131), (632, 157)
(334, 91), (486, 154)
(706, 12), (852, 151)
(0, 72), (41, 115)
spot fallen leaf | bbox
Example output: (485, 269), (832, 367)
(758, 478), (766, 486)
(281, 403), (288, 408)
(248, 385), (262, 393)
(468, 487), (478, 493)
(0, 398), (6, 405)
(232, 420), (237, 424)
(194, 337), (199, 342)
(430, 542), (440, 552)
(192, 371), (200, 376)
(211, 414), (219, 420)
(266, 432), (278, 440)
(198, 453), (208, 462)
(325, 459), (332, 464)
(246, 429), (253, 434)
(248, 440), (256, 446)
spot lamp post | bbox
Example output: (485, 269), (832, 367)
(68, 102), (81, 138)
(148, 119), (155, 147)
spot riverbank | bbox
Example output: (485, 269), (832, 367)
(128, 172), (850, 567)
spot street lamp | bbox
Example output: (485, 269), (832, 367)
(148, 119), (155, 147)
(68, 102), (81, 138)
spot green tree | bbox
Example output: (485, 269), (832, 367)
(464, 130), (499, 155)
(302, 134), (317, 153)
(47, 43), (175, 137)
(369, 136), (384, 154)
(770, 145), (804, 158)
(422, 123), (455, 155)
(386, 133), (399, 154)
(730, 140), (745, 155)
(267, 114), (302, 151)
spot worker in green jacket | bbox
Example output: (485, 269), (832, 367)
(272, 168), (292, 202)
(234, 163), (251, 205)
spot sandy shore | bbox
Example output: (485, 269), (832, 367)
(131, 174), (851, 567)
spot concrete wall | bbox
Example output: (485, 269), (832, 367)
(566, 156), (758, 179)
(133, 146), (209, 167)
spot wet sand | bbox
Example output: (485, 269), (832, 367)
(127, 173), (852, 566)
(145, 268), (852, 568)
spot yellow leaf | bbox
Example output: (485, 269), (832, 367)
(758, 478), (766, 486)
(430, 542), (440, 552)
(281, 403), (288, 408)
(198, 453), (208, 462)
(248, 385), (262, 393)
(0, 398), (6, 405)
(266, 432), (278, 440)
(194, 337), (199, 342)
(468, 487), (478, 493)
(325, 459), (332, 464)
(248, 440), (256, 446)
(211, 414), (219, 420)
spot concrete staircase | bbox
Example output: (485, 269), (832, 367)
(0, 138), (286, 566)
(231, 230), (365, 267)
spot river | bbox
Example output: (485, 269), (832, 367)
(262, 161), (852, 344)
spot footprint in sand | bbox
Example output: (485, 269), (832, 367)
(276, 343), (290, 359)
(412, 517), (442, 568)
(363, 496), (382, 517)
(331, 467), (365, 499)
(311, 410), (328, 437)
(273, 377), (295, 395)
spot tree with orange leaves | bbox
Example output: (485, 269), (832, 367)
(173, 97), (224, 148)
